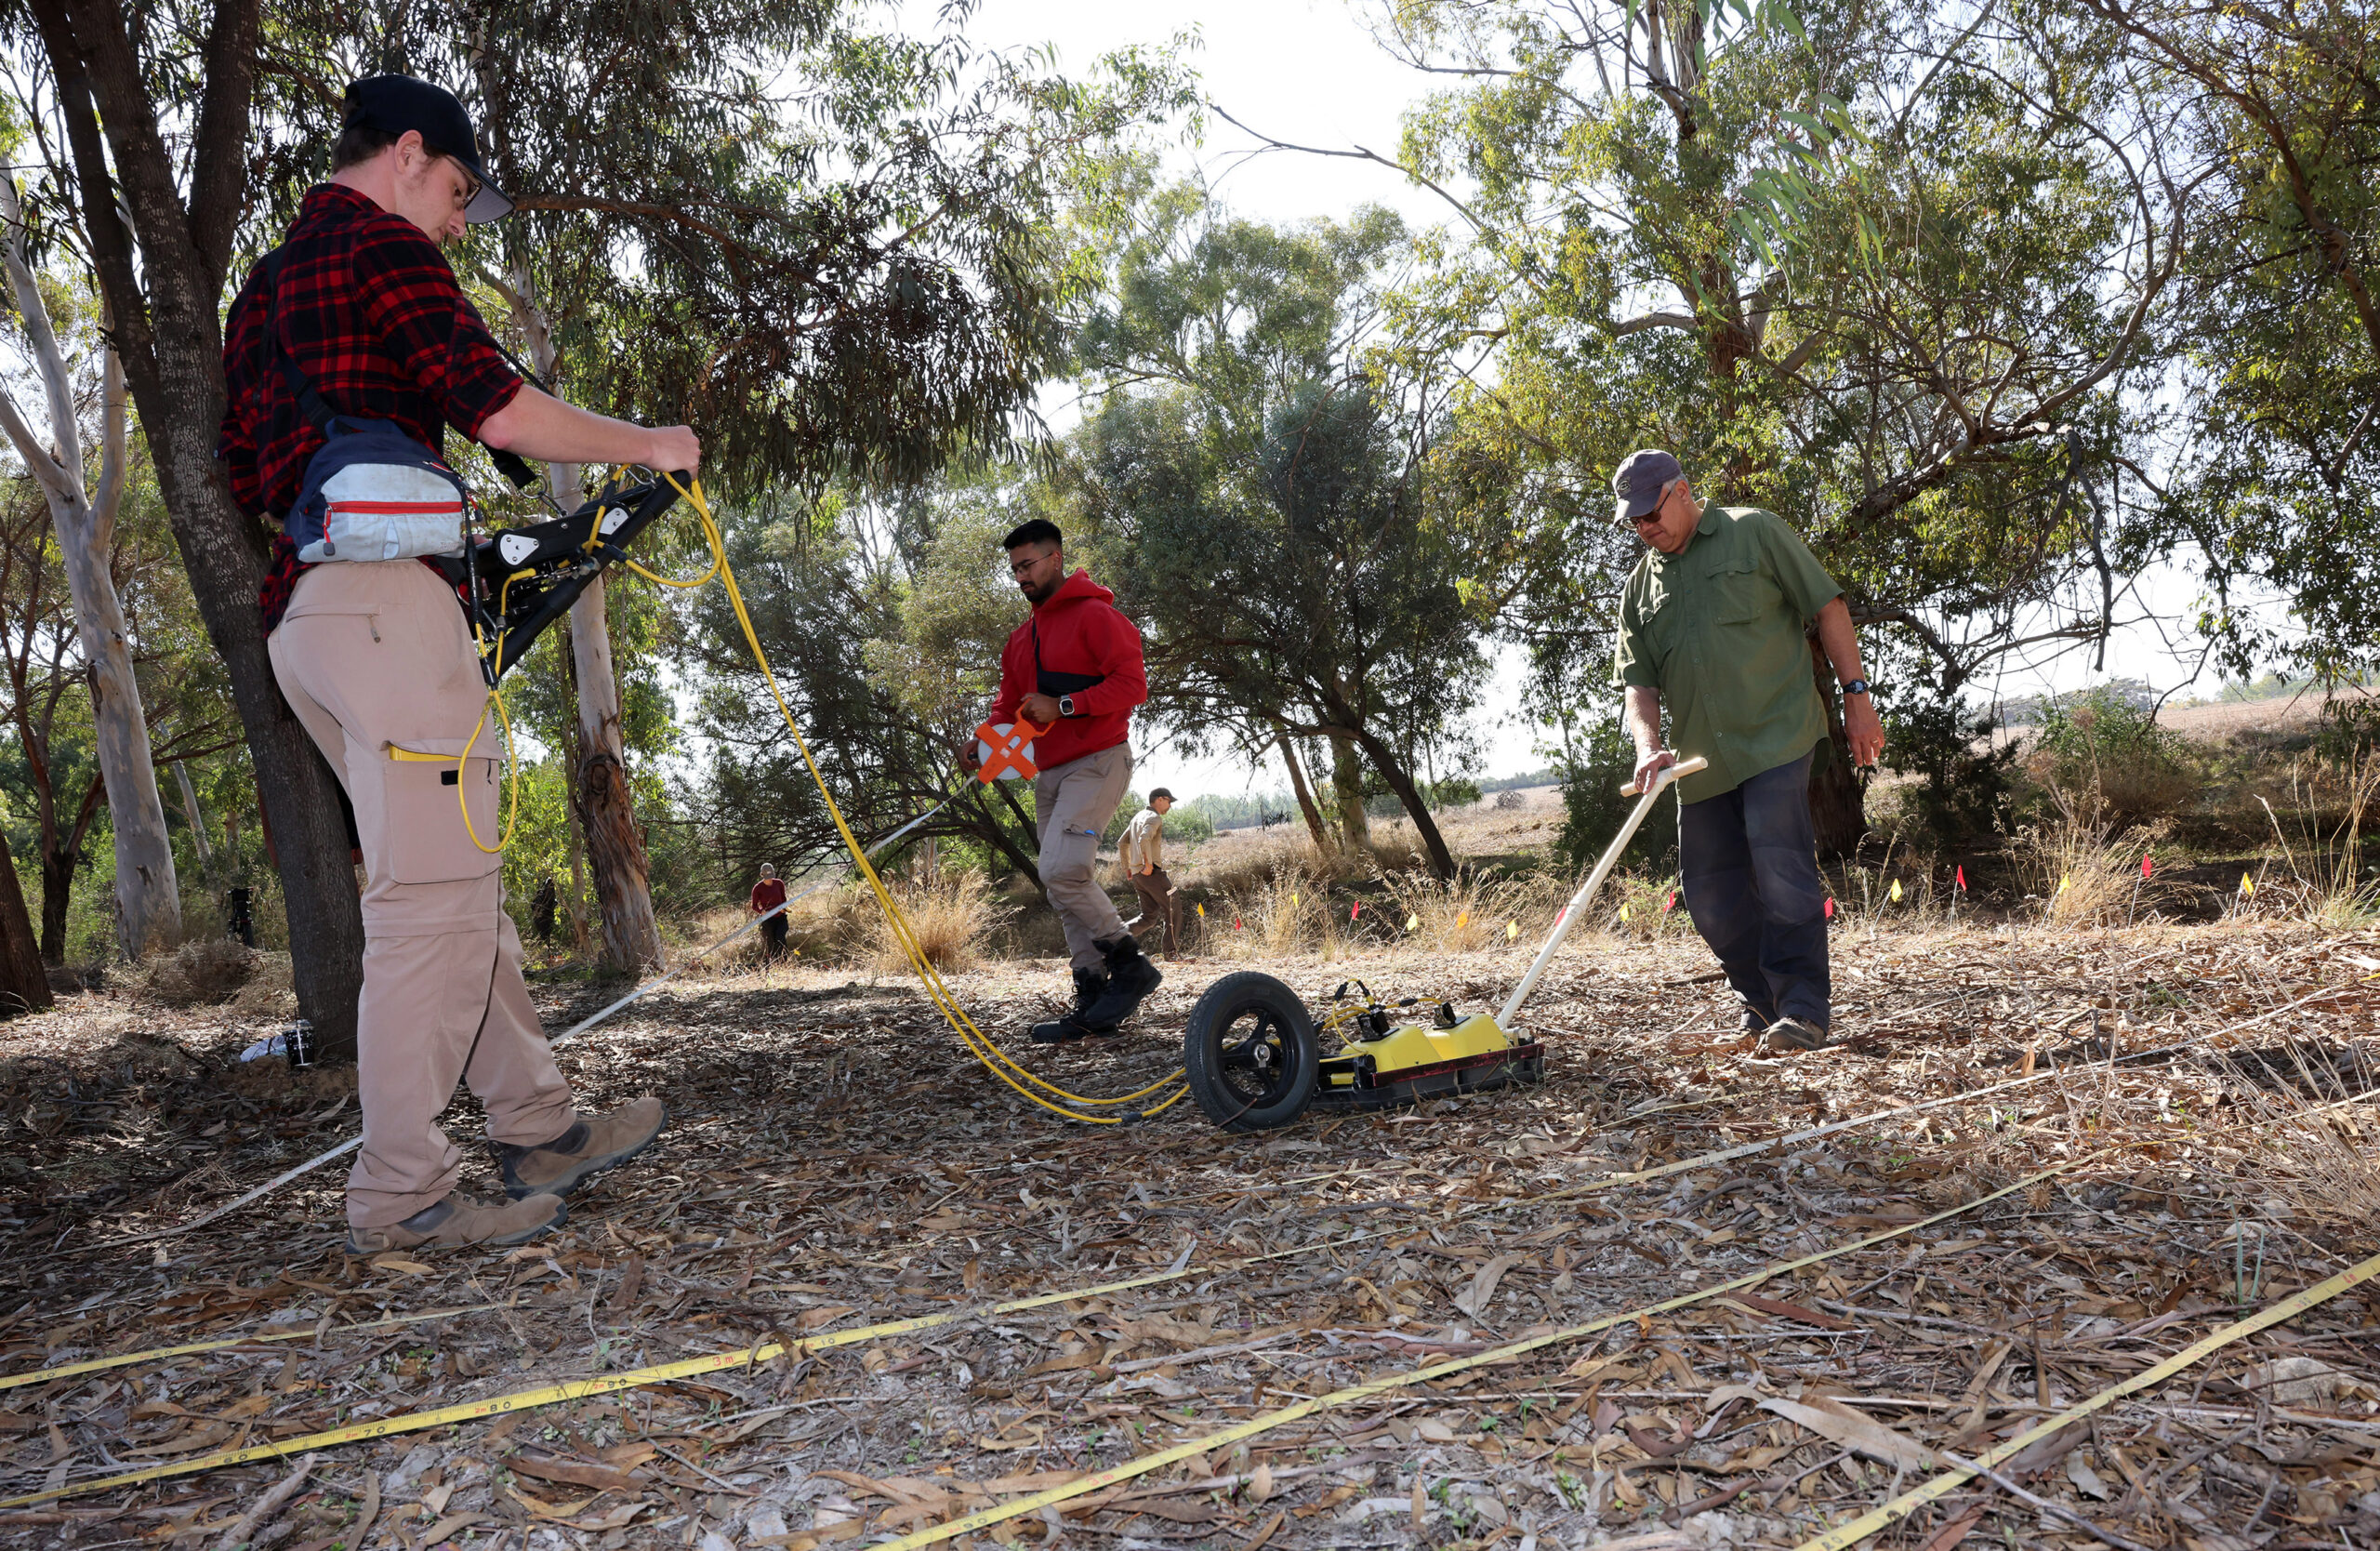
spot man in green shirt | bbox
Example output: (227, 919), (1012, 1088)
(1610, 450), (1884, 1051)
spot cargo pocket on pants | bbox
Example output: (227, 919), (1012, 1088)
(379, 745), (504, 882)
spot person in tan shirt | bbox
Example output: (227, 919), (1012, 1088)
(1119, 789), (1182, 958)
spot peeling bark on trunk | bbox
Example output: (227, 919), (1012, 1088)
(0, 181), (180, 959)
(495, 257), (663, 976)
(568, 577), (663, 973)
(30, 0), (366, 1056)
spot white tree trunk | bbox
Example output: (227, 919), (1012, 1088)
(0, 177), (180, 958)
(496, 260), (664, 972)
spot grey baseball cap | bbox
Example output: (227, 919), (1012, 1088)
(1612, 448), (1685, 522)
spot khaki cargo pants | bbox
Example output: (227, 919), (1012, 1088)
(270, 561), (576, 1229)
(1033, 743), (1133, 971)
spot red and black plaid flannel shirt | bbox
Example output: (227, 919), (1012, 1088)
(218, 183), (524, 630)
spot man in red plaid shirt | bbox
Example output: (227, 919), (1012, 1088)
(219, 75), (695, 1253)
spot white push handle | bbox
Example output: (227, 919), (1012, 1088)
(1496, 754), (1708, 1030)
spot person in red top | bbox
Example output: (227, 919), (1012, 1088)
(218, 75), (694, 1253)
(750, 865), (790, 960)
(964, 518), (1157, 1041)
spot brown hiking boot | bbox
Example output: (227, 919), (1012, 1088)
(496, 1096), (668, 1200)
(1759, 1016), (1834, 1054)
(348, 1191), (566, 1253)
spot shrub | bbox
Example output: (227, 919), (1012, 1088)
(2314, 695), (2380, 772)
(2029, 688), (2193, 829)
(1884, 696), (2021, 846)
(1554, 720), (1677, 874)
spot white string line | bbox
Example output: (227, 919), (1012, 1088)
(45, 795), (959, 1258)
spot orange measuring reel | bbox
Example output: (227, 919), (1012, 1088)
(972, 718), (1051, 783)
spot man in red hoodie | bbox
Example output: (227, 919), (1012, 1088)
(965, 519), (1157, 1041)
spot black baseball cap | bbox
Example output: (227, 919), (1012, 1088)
(342, 74), (513, 224)
(1612, 448), (1685, 522)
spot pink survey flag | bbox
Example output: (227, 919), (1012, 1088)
(2141, 854), (2154, 879)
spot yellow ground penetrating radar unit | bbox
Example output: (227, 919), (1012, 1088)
(1177, 756), (1705, 1132)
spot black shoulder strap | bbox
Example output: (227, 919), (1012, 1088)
(257, 247), (338, 436)
(257, 245), (541, 492)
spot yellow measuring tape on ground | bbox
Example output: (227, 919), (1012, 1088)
(1, 1157), (2076, 1511)
(1798, 1242), (2380, 1549)
(0, 1305), (504, 1394)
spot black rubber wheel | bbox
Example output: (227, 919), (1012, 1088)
(1183, 972), (1320, 1133)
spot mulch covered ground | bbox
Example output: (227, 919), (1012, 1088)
(2, 921), (2379, 1550)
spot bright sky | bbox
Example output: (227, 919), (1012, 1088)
(908, 0), (2276, 806)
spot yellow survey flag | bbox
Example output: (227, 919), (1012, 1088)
(2241, 871), (2255, 896)
(1404, 913), (1420, 932)
(1619, 904), (1632, 921)
(1289, 892), (1299, 908)
(1888, 878), (1904, 903)
(1196, 902), (1205, 918)
(1506, 921), (1518, 941)
(1456, 910), (1469, 929)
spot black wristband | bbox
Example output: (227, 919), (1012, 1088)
(1842, 678), (1871, 696)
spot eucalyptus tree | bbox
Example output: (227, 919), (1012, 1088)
(1069, 196), (1495, 877)
(6, 0), (1190, 1038)
(684, 486), (1047, 894)
(0, 175), (179, 957)
(2067, 0), (2380, 679)
(1298, 0), (2186, 848)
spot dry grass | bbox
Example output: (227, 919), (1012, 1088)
(134, 937), (258, 1008)
(871, 870), (1003, 973)
(1378, 868), (1565, 952)
(2015, 815), (2162, 925)
(1212, 863), (1337, 961)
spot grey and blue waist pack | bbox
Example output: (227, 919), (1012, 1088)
(258, 245), (470, 564)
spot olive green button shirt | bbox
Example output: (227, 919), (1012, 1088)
(1611, 506), (1842, 805)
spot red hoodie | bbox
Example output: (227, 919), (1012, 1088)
(989, 569), (1147, 770)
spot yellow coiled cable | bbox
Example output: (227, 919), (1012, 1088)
(654, 471), (1189, 1124)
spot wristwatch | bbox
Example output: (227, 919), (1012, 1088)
(1842, 678), (1871, 696)
(1058, 694), (1078, 718)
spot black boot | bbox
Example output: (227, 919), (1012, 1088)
(1031, 966), (1111, 1043)
(1078, 935), (1162, 1028)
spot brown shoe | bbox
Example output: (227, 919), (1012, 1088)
(496, 1096), (667, 1200)
(1759, 1016), (1835, 1053)
(348, 1191), (566, 1253)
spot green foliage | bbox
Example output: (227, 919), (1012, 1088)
(1384, 0), (2177, 752)
(1073, 192), (1498, 873)
(2093, 0), (2380, 681)
(2030, 688), (2193, 829)
(1555, 716), (1677, 875)
(1880, 696), (2018, 847)
(2312, 699), (2380, 775)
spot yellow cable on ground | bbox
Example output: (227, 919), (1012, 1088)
(656, 473), (1188, 1125)
(0, 1304), (506, 1394)
(0, 1258), (1206, 1509)
(0, 1154), (2079, 1511)
(866, 1158), (2090, 1550)
(1796, 1242), (2380, 1550)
